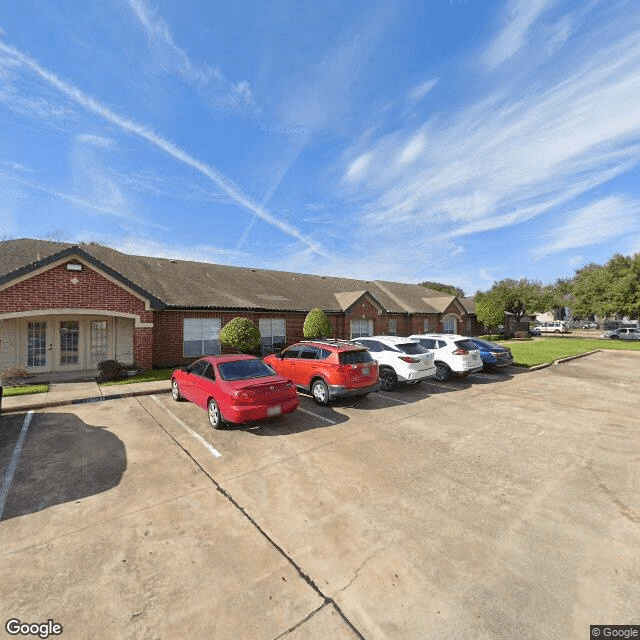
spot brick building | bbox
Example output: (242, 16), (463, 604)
(0, 239), (481, 375)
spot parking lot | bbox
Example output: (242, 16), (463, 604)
(1, 350), (639, 639)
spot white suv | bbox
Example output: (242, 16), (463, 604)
(350, 336), (436, 391)
(408, 334), (483, 382)
(533, 321), (570, 334)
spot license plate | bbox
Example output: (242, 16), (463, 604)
(361, 367), (370, 376)
(267, 405), (282, 417)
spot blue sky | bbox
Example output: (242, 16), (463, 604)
(1, 0), (639, 295)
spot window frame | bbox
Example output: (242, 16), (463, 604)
(183, 318), (221, 357)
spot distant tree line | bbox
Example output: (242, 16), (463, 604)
(473, 253), (640, 329)
(420, 281), (465, 297)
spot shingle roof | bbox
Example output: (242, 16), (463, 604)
(0, 238), (469, 315)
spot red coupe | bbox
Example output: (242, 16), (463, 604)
(171, 355), (298, 428)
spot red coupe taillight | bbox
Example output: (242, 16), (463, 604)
(233, 389), (255, 402)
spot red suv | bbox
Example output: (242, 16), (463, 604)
(264, 339), (379, 405)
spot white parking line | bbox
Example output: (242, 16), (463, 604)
(151, 396), (221, 458)
(0, 411), (34, 520)
(297, 408), (339, 424)
(376, 393), (410, 404)
(422, 381), (460, 390)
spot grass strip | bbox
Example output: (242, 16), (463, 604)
(99, 368), (174, 386)
(500, 337), (640, 368)
(2, 384), (49, 397)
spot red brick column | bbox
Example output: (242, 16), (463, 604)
(133, 327), (153, 370)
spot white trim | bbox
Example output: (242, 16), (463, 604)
(0, 308), (152, 329)
(0, 254), (155, 311)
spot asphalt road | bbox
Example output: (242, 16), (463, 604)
(1, 350), (638, 639)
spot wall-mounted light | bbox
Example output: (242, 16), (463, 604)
(67, 263), (82, 271)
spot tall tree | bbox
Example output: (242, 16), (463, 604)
(571, 254), (640, 318)
(476, 278), (555, 321)
(420, 281), (465, 297)
(474, 295), (506, 329)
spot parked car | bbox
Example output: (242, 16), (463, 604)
(408, 334), (483, 382)
(467, 337), (514, 371)
(601, 327), (640, 340)
(171, 355), (298, 428)
(582, 322), (598, 329)
(264, 339), (379, 405)
(533, 321), (570, 334)
(529, 326), (541, 336)
(349, 336), (436, 391)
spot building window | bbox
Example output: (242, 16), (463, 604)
(388, 319), (397, 336)
(350, 318), (373, 339)
(423, 318), (431, 333)
(259, 318), (286, 355)
(27, 322), (47, 367)
(60, 321), (80, 365)
(442, 315), (457, 334)
(184, 318), (221, 357)
(90, 321), (108, 363)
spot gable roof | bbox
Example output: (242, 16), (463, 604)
(0, 238), (472, 316)
(0, 239), (166, 309)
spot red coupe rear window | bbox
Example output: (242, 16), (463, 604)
(218, 359), (275, 381)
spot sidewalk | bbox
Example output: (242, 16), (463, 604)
(1, 379), (171, 414)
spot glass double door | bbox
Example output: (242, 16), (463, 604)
(26, 318), (110, 372)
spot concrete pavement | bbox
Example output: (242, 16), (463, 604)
(1, 379), (171, 414)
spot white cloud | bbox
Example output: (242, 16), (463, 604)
(483, 0), (558, 70)
(345, 152), (373, 183)
(535, 196), (640, 258)
(0, 38), (328, 259)
(342, 18), (640, 243)
(126, 0), (257, 112)
(407, 78), (438, 104)
(397, 130), (426, 167)
(77, 134), (115, 148)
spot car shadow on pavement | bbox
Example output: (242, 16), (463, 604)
(228, 403), (350, 436)
(0, 412), (126, 521)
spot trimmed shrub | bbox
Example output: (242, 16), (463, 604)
(0, 366), (29, 385)
(303, 308), (333, 339)
(219, 317), (261, 354)
(97, 360), (127, 381)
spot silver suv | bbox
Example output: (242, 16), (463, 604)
(408, 334), (483, 382)
(350, 336), (436, 391)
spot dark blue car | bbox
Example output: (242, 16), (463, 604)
(468, 338), (514, 371)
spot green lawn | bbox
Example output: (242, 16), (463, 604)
(2, 384), (49, 397)
(98, 368), (175, 386)
(499, 337), (640, 368)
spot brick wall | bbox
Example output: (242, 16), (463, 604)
(0, 261), (154, 367)
(0, 261), (151, 322)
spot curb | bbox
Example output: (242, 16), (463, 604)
(528, 349), (602, 371)
(1, 387), (170, 415)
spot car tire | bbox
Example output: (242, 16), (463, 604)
(311, 379), (330, 405)
(434, 363), (451, 382)
(171, 379), (183, 402)
(208, 398), (224, 429)
(379, 367), (398, 391)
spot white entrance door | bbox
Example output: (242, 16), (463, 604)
(56, 320), (82, 370)
(26, 320), (51, 373)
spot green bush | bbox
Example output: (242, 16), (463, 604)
(478, 334), (504, 341)
(219, 317), (261, 354)
(303, 308), (333, 339)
